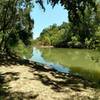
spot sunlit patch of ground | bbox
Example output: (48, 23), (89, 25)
(0, 64), (100, 100)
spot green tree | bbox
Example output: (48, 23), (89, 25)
(37, 0), (97, 44)
(0, 0), (34, 56)
(96, 0), (100, 24)
(0, 0), (98, 57)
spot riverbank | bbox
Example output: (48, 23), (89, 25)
(33, 45), (54, 48)
(0, 58), (100, 100)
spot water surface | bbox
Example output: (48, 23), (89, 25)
(30, 47), (100, 83)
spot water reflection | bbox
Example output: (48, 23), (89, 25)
(31, 47), (70, 73)
(31, 47), (100, 83)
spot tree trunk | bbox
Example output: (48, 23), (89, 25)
(0, 36), (6, 53)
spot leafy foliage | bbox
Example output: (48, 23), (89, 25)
(0, 0), (34, 54)
(36, 0), (97, 44)
(0, 0), (99, 56)
(35, 19), (100, 48)
(34, 0), (100, 49)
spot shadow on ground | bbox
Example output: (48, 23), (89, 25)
(33, 71), (98, 92)
(0, 54), (100, 99)
(0, 71), (39, 100)
(0, 72), (20, 99)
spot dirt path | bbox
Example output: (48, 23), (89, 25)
(0, 64), (100, 100)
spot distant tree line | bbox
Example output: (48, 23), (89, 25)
(35, 22), (100, 49)
(34, 0), (100, 49)
(35, 6), (100, 48)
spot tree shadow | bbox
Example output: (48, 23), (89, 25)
(0, 53), (20, 66)
(33, 71), (97, 92)
(0, 53), (100, 99)
(0, 52), (34, 67)
(0, 71), (21, 99)
(0, 73), (10, 100)
(2, 91), (39, 100)
(0, 71), (40, 100)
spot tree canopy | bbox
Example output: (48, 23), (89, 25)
(35, 21), (99, 48)
(0, 0), (99, 57)
(0, 0), (34, 55)
(36, 0), (99, 45)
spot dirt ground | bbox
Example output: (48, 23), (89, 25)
(0, 62), (100, 100)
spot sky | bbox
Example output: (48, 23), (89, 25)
(30, 1), (68, 39)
